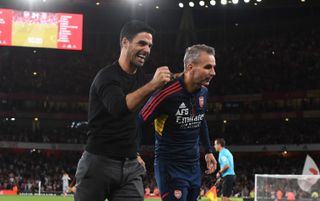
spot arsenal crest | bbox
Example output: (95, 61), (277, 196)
(174, 189), (182, 199)
(199, 96), (204, 108)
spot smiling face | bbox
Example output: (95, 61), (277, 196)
(122, 32), (153, 68)
(186, 51), (216, 87)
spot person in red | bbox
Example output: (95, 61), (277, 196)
(276, 190), (283, 201)
(154, 187), (160, 196)
(12, 185), (18, 193)
(286, 191), (296, 201)
(145, 186), (151, 196)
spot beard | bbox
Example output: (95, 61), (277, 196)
(130, 59), (143, 68)
(194, 73), (212, 87)
(193, 72), (206, 83)
(128, 48), (148, 68)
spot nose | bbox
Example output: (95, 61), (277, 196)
(210, 66), (216, 76)
(143, 45), (151, 55)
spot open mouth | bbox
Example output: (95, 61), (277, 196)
(137, 54), (147, 62)
(202, 78), (212, 86)
(205, 78), (212, 83)
(138, 54), (146, 59)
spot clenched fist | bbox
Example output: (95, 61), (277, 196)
(150, 66), (171, 90)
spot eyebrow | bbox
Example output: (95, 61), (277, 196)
(138, 40), (153, 47)
(204, 64), (215, 68)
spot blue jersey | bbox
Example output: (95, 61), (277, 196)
(138, 75), (213, 166)
(218, 148), (235, 177)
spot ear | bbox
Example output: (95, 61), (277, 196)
(121, 37), (129, 49)
(185, 63), (193, 72)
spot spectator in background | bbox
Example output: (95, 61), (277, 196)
(286, 190), (296, 201)
(277, 189), (283, 201)
(62, 172), (71, 196)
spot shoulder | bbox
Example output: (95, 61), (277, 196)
(144, 79), (183, 110)
(96, 63), (118, 79)
(93, 63), (120, 86)
(221, 148), (228, 155)
(153, 79), (183, 98)
(226, 148), (233, 156)
(163, 78), (183, 90)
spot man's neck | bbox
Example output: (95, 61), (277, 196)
(118, 54), (137, 75)
(184, 74), (200, 94)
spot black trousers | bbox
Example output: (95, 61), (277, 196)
(74, 151), (145, 201)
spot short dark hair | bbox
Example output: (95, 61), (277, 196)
(215, 138), (226, 147)
(119, 20), (155, 46)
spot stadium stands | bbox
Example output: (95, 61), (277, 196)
(1, 150), (319, 197)
(1, 0), (320, 199)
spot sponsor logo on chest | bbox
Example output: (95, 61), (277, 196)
(175, 102), (204, 129)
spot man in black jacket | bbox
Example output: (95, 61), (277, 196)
(74, 20), (172, 201)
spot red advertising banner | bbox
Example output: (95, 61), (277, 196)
(0, 8), (13, 46)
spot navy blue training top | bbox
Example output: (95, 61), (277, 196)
(138, 75), (213, 166)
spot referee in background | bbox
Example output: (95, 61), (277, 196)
(214, 138), (236, 201)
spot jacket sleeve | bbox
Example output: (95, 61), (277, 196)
(137, 90), (165, 152)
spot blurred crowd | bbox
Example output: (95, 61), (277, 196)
(0, 150), (319, 197)
(210, 29), (320, 95)
(0, 150), (78, 194)
(211, 119), (320, 145)
(0, 14), (319, 96)
(1, 95), (320, 114)
(1, 118), (320, 145)
(0, 121), (87, 144)
(255, 176), (320, 201)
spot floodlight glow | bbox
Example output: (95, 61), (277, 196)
(210, 0), (216, 5)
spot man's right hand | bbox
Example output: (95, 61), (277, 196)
(150, 66), (171, 90)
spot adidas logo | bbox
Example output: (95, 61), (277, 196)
(179, 102), (187, 109)
(176, 102), (189, 116)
